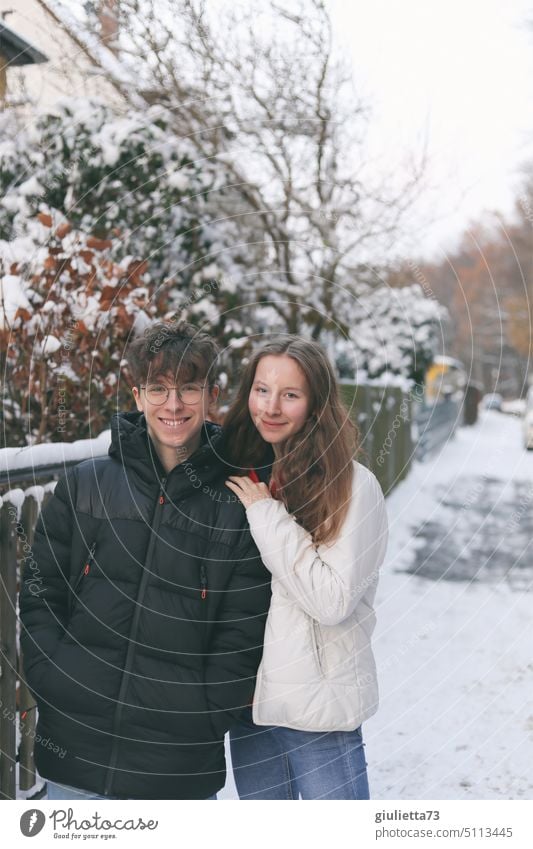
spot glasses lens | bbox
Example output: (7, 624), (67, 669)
(145, 385), (168, 405)
(180, 386), (203, 405)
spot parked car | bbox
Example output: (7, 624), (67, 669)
(501, 398), (527, 417)
(482, 393), (503, 411)
(523, 389), (533, 450)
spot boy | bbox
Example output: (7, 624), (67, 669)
(20, 322), (271, 800)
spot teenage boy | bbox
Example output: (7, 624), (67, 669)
(20, 322), (271, 800)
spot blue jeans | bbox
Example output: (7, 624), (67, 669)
(47, 781), (117, 800)
(229, 710), (370, 800)
(46, 781), (216, 800)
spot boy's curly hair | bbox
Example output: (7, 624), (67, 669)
(127, 321), (219, 388)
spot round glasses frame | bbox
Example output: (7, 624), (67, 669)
(140, 383), (206, 406)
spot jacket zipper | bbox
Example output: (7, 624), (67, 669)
(69, 542), (96, 618)
(75, 542), (97, 591)
(104, 478), (167, 796)
(200, 564), (208, 600)
(311, 620), (327, 677)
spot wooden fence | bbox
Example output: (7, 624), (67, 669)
(0, 487), (56, 800)
(340, 382), (414, 495)
(0, 471), (90, 800)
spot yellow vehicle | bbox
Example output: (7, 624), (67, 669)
(425, 356), (466, 403)
(524, 388), (533, 450)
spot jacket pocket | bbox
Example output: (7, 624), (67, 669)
(311, 619), (327, 677)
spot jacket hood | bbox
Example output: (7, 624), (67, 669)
(108, 411), (224, 487)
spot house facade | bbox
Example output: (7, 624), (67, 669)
(0, 0), (122, 111)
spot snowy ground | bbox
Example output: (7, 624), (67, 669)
(220, 410), (533, 800)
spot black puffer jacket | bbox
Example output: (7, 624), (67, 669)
(20, 413), (271, 799)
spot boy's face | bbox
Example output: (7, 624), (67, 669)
(132, 371), (219, 467)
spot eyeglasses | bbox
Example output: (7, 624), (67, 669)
(141, 383), (206, 406)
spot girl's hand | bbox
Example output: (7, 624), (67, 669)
(226, 475), (272, 508)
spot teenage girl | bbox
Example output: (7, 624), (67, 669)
(224, 336), (388, 800)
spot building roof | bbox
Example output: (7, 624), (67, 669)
(0, 22), (48, 66)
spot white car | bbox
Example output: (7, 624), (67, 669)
(501, 398), (526, 417)
(524, 389), (533, 450)
(482, 392), (503, 410)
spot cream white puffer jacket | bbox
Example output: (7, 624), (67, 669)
(246, 461), (388, 732)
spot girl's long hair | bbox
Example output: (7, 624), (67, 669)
(223, 337), (360, 545)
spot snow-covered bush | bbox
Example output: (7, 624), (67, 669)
(0, 212), (160, 445)
(0, 100), (257, 445)
(0, 99), (219, 287)
(335, 284), (448, 384)
(0, 99), (258, 337)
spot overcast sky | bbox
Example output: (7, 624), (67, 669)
(330, 0), (533, 258)
(36, 0), (533, 260)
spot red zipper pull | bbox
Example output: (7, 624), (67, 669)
(84, 563), (90, 576)
(200, 565), (208, 599)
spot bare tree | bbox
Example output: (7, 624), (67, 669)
(43, 0), (425, 337)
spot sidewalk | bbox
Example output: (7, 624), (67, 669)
(368, 410), (533, 799)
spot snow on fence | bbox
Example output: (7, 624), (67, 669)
(0, 430), (111, 490)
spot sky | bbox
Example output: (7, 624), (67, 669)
(330, 0), (533, 259)
(10, 0), (533, 261)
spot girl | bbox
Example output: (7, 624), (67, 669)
(224, 336), (388, 800)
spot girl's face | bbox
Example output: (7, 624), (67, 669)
(248, 354), (312, 445)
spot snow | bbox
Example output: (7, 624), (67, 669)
(167, 171), (190, 192)
(0, 488), (26, 518)
(131, 310), (152, 336)
(190, 297), (221, 323)
(227, 336), (249, 350)
(21, 485), (48, 508)
(0, 485), (51, 515)
(39, 335), (62, 355)
(0, 275), (31, 329)
(367, 410), (533, 799)
(17, 176), (44, 197)
(93, 118), (143, 166)
(0, 430), (111, 475)
(339, 284), (447, 380)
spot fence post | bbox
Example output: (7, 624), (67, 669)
(18, 495), (39, 791)
(0, 500), (19, 799)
